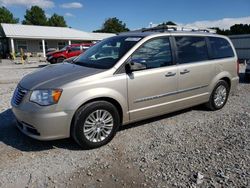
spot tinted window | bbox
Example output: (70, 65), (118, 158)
(131, 38), (172, 69)
(175, 36), (209, 64)
(70, 46), (81, 52)
(208, 37), (234, 59)
(58, 42), (67, 50)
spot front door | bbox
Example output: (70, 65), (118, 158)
(127, 37), (178, 121)
(68, 46), (81, 58)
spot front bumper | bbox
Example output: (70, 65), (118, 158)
(46, 56), (56, 64)
(12, 105), (74, 141)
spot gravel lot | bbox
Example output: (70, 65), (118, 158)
(0, 61), (249, 188)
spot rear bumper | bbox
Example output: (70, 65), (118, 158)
(12, 106), (74, 141)
(230, 76), (239, 94)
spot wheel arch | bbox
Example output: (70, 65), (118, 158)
(209, 71), (232, 93)
(57, 56), (66, 60)
(220, 77), (231, 90)
(70, 97), (124, 137)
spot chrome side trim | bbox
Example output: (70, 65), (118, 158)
(134, 85), (208, 103)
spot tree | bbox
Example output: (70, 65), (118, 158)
(210, 27), (230, 35)
(230, 24), (250, 35)
(22, 6), (47, 26)
(0, 6), (19, 23)
(93, 17), (129, 33)
(158, 21), (177, 26)
(212, 24), (250, 35)
(48, 14), (67, 27)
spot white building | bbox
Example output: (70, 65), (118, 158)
(0, 23), (115, 58)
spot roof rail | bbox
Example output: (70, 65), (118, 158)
(142, 25), (178, 32)
(141, 25), (216, 33)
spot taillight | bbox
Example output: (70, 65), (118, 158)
(237, 59), (240, 75)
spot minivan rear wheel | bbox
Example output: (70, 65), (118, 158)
(206, 80), (229, 111)
(72, 101), (120, 149)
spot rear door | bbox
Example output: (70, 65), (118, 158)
(68, 46), (81, 58)
(174, 36), (214, 106)
(127, 37), (178, 121)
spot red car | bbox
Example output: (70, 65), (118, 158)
(46, 43), (93, 64)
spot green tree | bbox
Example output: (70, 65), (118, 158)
(48, 14), (67, 27)
(212, 24), (250, 35)
(230, 24), (250, 35)
(93, 17), (129, 33)
(0, 6), (19, 23)
(22, 6), (47, 26)
(210, 27), (230, 35)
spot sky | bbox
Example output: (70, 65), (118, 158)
(1, 0), (250, 32)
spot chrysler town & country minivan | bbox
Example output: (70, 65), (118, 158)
(11, 29), (239, 148)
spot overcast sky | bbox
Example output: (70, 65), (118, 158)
(1, 0), (250, 32)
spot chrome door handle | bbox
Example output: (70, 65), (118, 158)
(180, 69), (190, 74)
(165, 72), (176, 77)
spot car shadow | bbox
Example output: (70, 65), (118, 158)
(119, 105), (209, 131)
(0, 109), (82, 152)
(0, 104), (209, 152)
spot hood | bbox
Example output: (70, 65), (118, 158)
(19, 63), (104, 90)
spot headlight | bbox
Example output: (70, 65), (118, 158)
(30, 89), (62, 106)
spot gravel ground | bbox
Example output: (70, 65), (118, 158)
(0, 62), (249, 188)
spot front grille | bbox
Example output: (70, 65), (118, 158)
(12, 86), (28, 105)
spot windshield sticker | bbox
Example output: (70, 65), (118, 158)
(125, 37), (142, 42)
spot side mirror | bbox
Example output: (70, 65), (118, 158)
(125, 61), (147, 73)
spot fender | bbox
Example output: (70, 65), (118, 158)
(65, 87), (129, 124)
(208, 71), (232, 93)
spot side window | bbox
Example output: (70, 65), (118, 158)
(70, 46), (81, 52)
(17, 40), (28, 50)
(58, 42), (66, 50)
(208, 37), (234, 59)
(39, 41), (48, 50)
(175, 36), (209, 64)
(130, 37), (172, 69)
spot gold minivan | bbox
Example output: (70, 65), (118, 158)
(11, 30), (239, 148)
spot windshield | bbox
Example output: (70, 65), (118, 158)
(60, 45), (69, 51)
(73, 36), (143, 69)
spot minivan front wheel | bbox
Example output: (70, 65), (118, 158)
(72, 101), (120, 148)
(207, 80), (229, 110)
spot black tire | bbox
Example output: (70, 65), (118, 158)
(57, 57), (65, 63)
(71, 101), (120, 149)
(206, 80), (230, 111)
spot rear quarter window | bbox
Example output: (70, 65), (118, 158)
(208, 37), (234, 59)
